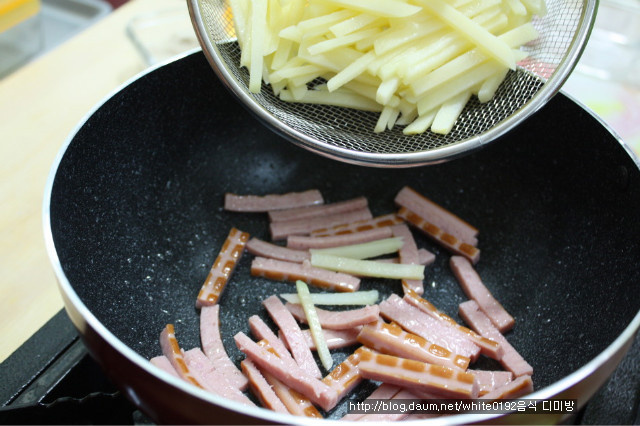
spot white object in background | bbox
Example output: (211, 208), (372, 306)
(563, 0), (640, 156)
(40, 0), (112, 55)
(126, 6), (200, 66)
(574, 0), (640, 87)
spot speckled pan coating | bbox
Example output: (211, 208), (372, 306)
(47, 52), (640, 423)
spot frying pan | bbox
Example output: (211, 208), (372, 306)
(43, 51), (640, 424)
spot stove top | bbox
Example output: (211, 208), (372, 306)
(1, 310), (639, 424)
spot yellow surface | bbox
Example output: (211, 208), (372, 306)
(0, 0), (182, 363)
(0, 0), (39, 33)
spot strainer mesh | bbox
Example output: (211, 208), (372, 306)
(197, 0), (586, 155)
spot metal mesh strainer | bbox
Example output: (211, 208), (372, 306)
(187, 0), (597, 167)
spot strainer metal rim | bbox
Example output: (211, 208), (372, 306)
(187, 0), (598, 168)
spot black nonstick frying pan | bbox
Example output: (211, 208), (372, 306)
(44, 51), (640, 424)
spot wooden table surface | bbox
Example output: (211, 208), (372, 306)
(0, 0), (190, 362)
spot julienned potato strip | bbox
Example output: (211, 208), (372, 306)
(310, 253), (425, 280)
(280, 289), (380, 305)
(228, 0), (544, 135)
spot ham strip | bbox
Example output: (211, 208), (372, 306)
(270, 208), (373, 240)
(252, 337), (323, 417)
(224, 189), (323, 212)
(285, 303), (380, 330)
(246, 238), (310, 263)
(391, 223), (424, 295)
(341, 384), (402, 421)
(268, 196), (368, 222)
(159, 324), (204, 389)
(311, 213), (404, 237)
(183, 348), (255, 406)
(357, 348), (479, 399)
(480, 375), (534, 400)
(263, 295), (322, 379)
(248, 315), (296, 365)
(458, 300), (533, 377)
(356, 388), (418, 422)
(262, 370), (324, 417)
(450, 256), (515, 333)
(398, 207), (480, 264)
(150, 355), (180, 378)
(322, 346), (367, 402)
(379, 294), (481, 361)
(200, 305), (248, 390)
(377, 248), (435, 266)
(234, 332), (338, 411)
(394, 186), (478, 246)
(196, 227), (249, 308)
(469, 370), (514, 396)
(298, 327), (361, 350)
(251, 257), (360, 292)
(402, 284), (503, 360)
(356, 321), (470, 370)
(241, 359), (290, 414)
(287, 227), (393, 250)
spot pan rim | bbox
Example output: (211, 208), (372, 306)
(42, 50), (640, 424)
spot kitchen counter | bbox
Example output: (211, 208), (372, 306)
(0, 0), (186, 363)
(1, 0), (639, 364)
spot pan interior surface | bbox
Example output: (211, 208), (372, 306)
(49, 52), (640, 421)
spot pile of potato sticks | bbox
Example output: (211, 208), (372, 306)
(229, 0), (545, 135)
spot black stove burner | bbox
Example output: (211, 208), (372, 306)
(1, 310), (639, 424)
(0, 310), (149, 425)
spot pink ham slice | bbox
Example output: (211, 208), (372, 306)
(183, 348), (254, 406)
(224, 189), (323, 212)
(468, 370), (514, 396)
(322, 346), (368, 402)
(268, 196), (368, 222)
(341, 384), (402, 421)
(287, 226), (393, 250)
(234, 332), (338, 411)
(394, 186), (478, 246)
(450, 256), (515, 333)
(357, 348), (479, 399)
(252, 337), (324, 417)
(311, 213), (404, 237)
(297, 327), (361, 350)
(458, 300), (533, 377)
(196, 227), (249, 308)
(397, 207), (480, 264)
(248, 315), (296, 366)
(246, 238), (310, 263)
(200, 305), (248, 390)
(270, 208), (372, 240)
(356, 321), (470, 370)
(379, 294), (481, 361)
(402, 284), (503, 360)
(262, 295), (322, 379)
(241, 359), (290, 414)
(480, 375), (534, 400)
(391, 223), (424, 295)
(285, 303), (380, 330)
(159, 324), (204, 389)
(150, 355), (180, 378)
(261, 369), (324, 417)
(377, 248), (435, 266)
(356, 388), (419, 422)
(251, 257), (360, 292)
